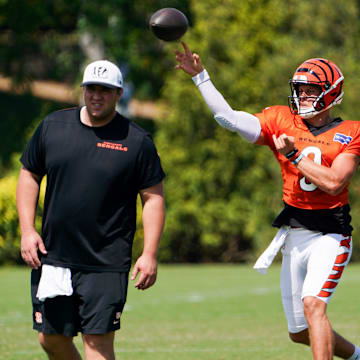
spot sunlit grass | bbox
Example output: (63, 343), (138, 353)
(1, 263), (359, 359)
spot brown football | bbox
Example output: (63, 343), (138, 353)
(149, 8), (188, 42)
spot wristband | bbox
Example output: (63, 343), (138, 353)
(291, 153), (304, 165)
(288, 151), (300, 162)
(285, 148), (299, 160)
(192, 69), (210, 86)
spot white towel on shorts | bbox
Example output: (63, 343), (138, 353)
(253, 225), (290, 274)
(36, 264), (73, 302)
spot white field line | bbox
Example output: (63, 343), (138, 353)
(125, 286), (278, 311)
(115, 347), (259, 353)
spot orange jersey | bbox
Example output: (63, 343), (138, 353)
(255, 105), (360, 210)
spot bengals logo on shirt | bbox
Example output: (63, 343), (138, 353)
(97, 141), (128, 152)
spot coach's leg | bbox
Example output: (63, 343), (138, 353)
(38, 332), (82, 360)
(82, 331), (115, 360)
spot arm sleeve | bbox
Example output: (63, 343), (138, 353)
(136, 135), (165, 191)
(192, 69), (262, 143)
(20, 120), (46, 176)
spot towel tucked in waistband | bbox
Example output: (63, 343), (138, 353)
(253, 225), (290, 275)
(36, 264), (73, 302)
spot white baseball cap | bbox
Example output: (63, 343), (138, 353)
(81, 60), (123, 89)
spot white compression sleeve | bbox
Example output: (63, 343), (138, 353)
(192, 69), (261, 143)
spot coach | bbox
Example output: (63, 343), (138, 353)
(17, 59), (165, 359)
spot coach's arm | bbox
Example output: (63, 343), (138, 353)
(16, 167), (47, 269)
(131, 182), (165, 290)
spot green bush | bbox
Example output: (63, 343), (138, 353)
(0, 173), (20, 264)
(0, 166), (44, 265)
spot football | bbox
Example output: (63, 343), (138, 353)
(149, 8), (188, 42)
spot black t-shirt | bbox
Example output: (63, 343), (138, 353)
(20, 107), (165, 272)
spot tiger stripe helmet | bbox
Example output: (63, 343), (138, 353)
(289, 58), (344, 119)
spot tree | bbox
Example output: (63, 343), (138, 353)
(0, 0), (191, 99)
(0, 0), (190, 171)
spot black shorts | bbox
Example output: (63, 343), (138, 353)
(31, 267), (129, 336)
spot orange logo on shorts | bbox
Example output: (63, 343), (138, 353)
(35, 312), (43, 324)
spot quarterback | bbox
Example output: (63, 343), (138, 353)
(175, 41), (360, 360)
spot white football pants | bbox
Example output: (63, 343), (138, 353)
(280, 227), (352, 333)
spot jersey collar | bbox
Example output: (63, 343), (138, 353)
(303, 117), (343, 136)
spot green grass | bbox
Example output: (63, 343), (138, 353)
(1, 264), (360, 359)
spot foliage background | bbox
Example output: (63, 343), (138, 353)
(1, 0), (360, 265)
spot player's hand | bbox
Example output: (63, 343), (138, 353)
(174, 41), (204, 76)
(20, 230), (47, 269)
(131, 253), (158, 291)
(272, 134), (296, 156)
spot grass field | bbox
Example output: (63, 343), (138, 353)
(1, 263), (359, 360)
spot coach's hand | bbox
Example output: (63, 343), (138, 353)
(131, 253), (158, 291)
(21, 230), (47, 269)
